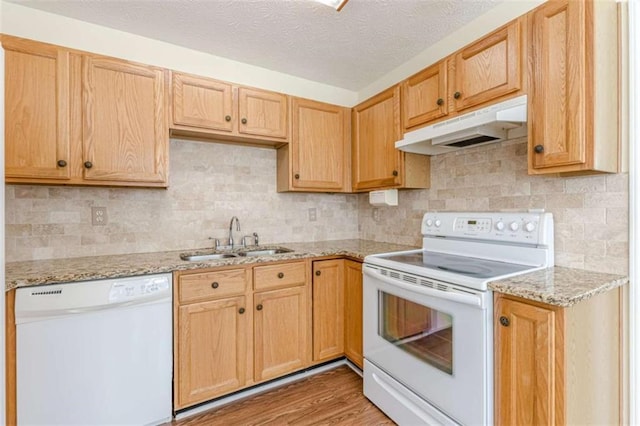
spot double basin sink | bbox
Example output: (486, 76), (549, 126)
(180, 247), (293, 262)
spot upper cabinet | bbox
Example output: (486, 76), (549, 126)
(277, 97), (351, 192)
(170, 72), (289, 146)
(4, 36), (169, 187)
(352, 85), (430, 191)
(527, 0), (619, 175)
(400, 19), (524, 132)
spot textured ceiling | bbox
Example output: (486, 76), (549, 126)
(8, 0), (502, 91)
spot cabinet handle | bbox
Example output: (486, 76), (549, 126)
(211, 282), (219, 289)
(392, 170), (398, 177)
(225, 115), (231, 122)
(436, 98), (444, 106)
(499, 316), (510, 327)
(294, 173), (300, 179)
(277, 272), (284, 279)
(239, 307), (245, 314)
(256, 304), (263, 311)
(453, 91), (461, 99)
(241, 118), (248, 124)
(534, 144), (545, 154)
(315, 270), (321, 276)
(84, 161), (93, 169)
(57, 160), (67, 167)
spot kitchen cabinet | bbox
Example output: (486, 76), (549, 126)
(494, 291), (621, 425)
(527, 0), (619, 174)
(253, 261), (310, 381)
(170, 72), (289, 146)
(312, 259), (345, 362)
(174, 268), (251, 409)
(277, 98), (351, 192)
(343, 260), (363, 368)
(3, 36), (169, 187)
(401, 60), (448, 131)
(352, 85), (430, 191)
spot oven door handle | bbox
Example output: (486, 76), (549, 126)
(363, 266), (482, 307)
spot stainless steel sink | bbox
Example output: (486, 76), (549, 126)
(237, 248), (293, 257)
(180, 253), (238, 261)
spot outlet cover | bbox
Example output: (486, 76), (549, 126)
(372, 208), (380, 222)
(308, 208), (317, 222)
(92, 206), (108, 226)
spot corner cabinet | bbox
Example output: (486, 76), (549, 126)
(527, 0), (619, 174)
(4, 36), (169, 187)
(352, 85), (430, 191)
(277, 98), (351, 192)
(170, 72), (289, 146)
(494, 291), (621, 425)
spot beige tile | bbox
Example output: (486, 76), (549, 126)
(564, 176), (606, 193)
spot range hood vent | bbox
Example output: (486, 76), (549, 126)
(396, 95), (527, 155)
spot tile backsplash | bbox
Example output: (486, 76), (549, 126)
(5, 137), (629, 276)
(359, 137), (629, 275)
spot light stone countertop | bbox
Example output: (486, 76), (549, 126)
(6, 241), (628, 308)
(488, 266), (628, 307)
(5, 239), (417, 292)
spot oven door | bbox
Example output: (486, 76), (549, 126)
(363, 264), (492, 426)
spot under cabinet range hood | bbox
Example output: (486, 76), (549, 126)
(396, 95), (527, 155)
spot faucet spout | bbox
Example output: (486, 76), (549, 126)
(229, 216), (241, 248)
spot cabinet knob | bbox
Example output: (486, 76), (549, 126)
(499, 316), (510, 327)
(315, 270), (321, 276)
(436, 98), (444, 106)
(256, 304), (263, 311)
(241, 118), (248, 124)
(294, 173), (300, 180)
(225, 115), (231, 122)
(211, 282), (219, 289)
(239, 307), (245, 314)
(534, 144), (545, 154)
(392, 170), (398, 177)
(453, 91), (461, 99)
(277, 272), (284, 279)
(84, 161), (93, 169)
(57, 160), (67, 167)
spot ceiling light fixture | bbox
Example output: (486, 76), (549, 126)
(314, 0), (349, 11)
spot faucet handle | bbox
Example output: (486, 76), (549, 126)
(253, 232), (259, 246)
(208, 238), (220, 249)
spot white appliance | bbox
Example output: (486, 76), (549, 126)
(15, 273), (173, 426)
(395, 95), (527, 155)
(363, 211), (554, 425)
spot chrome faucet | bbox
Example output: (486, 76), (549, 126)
(228, 216), (241, 248)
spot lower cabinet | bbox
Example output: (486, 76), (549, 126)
(494, 291), (621, 425)
(312, 259), (345, 362)
(343, 260), (364, 368)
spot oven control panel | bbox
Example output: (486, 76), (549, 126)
(422, 211), (553, 245)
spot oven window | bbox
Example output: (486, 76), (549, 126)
(378, 291), (453, 375)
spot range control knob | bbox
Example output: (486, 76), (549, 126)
(435, 219), (442, 228)
(524, 222), (536, 232)
(495, 221), (505, 231)
(509, 222), (519, 232)
(426, 219), (433, 227)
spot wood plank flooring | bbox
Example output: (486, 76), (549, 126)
(172, 366), (394, 425)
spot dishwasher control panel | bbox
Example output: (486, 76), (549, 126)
(109, 275), (171, 302)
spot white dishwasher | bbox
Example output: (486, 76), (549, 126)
(15, 273), (173, 426)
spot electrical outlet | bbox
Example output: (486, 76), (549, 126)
(91, 206), (108, 226)
(372, 208), (380, 222)
(308, 208), (317, 222)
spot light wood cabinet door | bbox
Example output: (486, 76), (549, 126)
(453, 20), (522, 112)
(4, 38), (71, 180)
(238, 87), (288, 139)
(254, 285), (310, 382)
(286, 98), (350, 191)
(402, 60), (448, 131)
(82, 56), (168, 184)
(312, 259), (345, 361)
(352, 85), (403, 190)
(343, 260), (363, 368)
(172, 72), (234, 132)
(177, 295), (249, 409)
(495, 295), (564, 426)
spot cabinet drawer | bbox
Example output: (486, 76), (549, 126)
(253, 262), (306, 291)
(179, 268), (248, 303)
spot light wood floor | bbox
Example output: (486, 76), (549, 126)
(172, 366), (394, 425)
